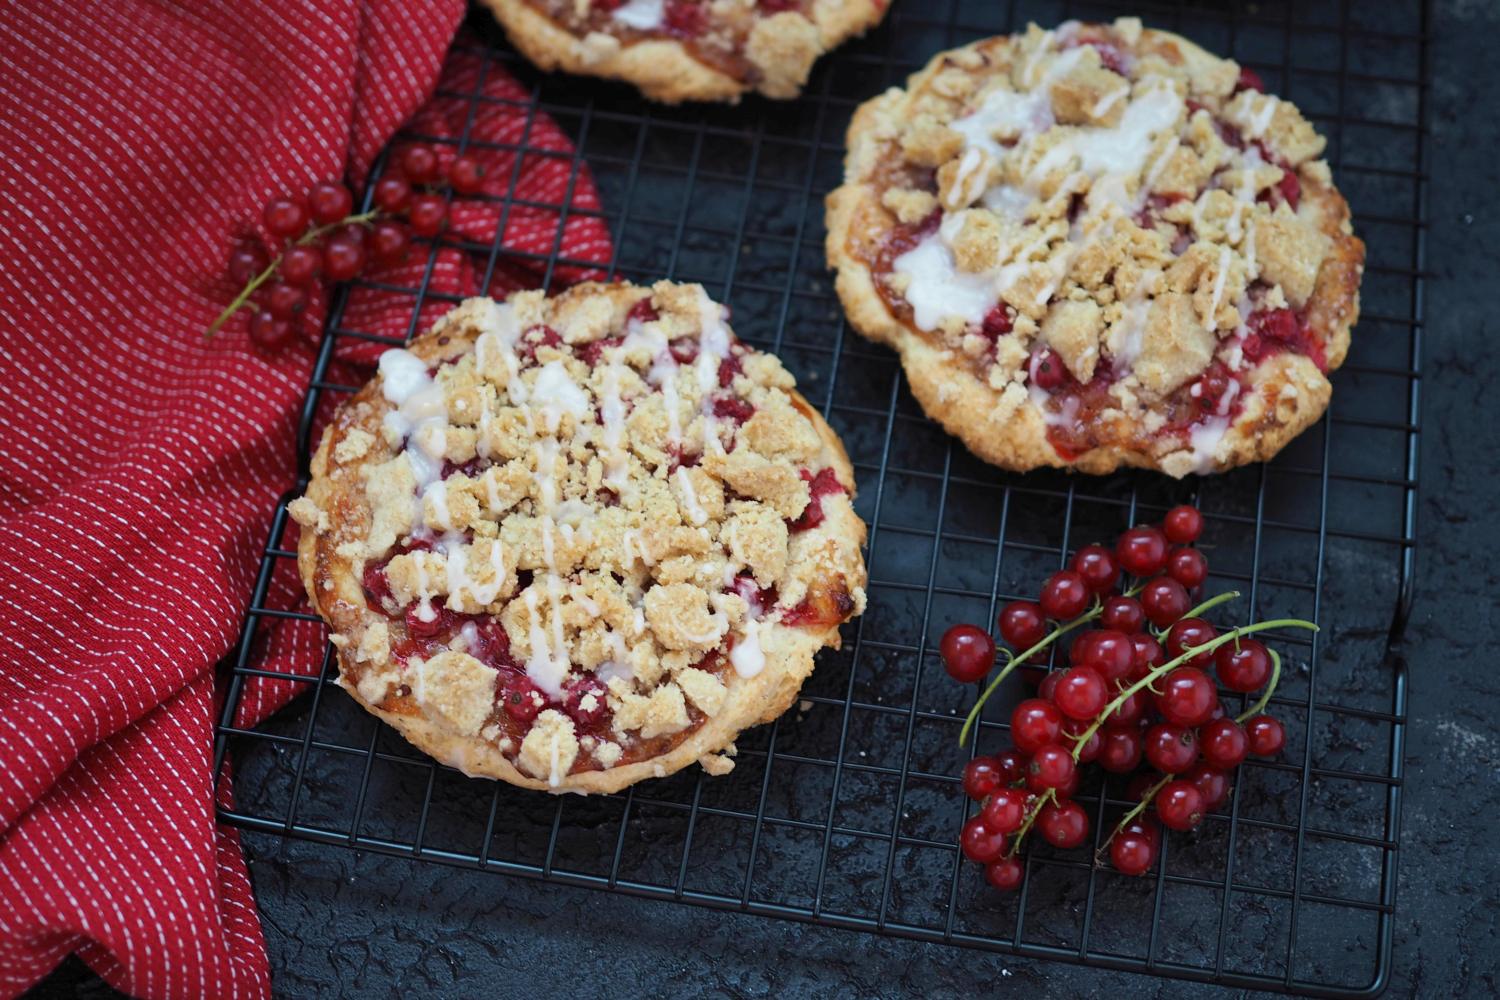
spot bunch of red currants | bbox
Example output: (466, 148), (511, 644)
(215, 143), (488, 351)
(940, 505), (1309, 892)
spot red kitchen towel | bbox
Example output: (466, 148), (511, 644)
(0, 3), (611, 998)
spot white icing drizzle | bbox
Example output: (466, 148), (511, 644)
(1206, 245), (1232, 327)
(675, 465), (708, 525)
(1091, 84), (1131, 119)
(611, 0), (662, 30)
(532, 360), (590, 434)
(892, 232), (1000, 331)
(600, 345), (630, 493)
(1247, 95), (1280, 139)
(731, 619), (766, 678)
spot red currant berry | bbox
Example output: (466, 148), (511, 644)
(265, 281), (307, 320)
(1010, 699), (1063, 754)
(1185, 763), (1232, 810)
(373, 175), (413, 212)
(1063, 718), (1102, 763)
(248, 309), (294, 351)
(323, 236), (366, 282)
(1032, 348), (1068, 390)
(1026, 744), (1076, 792)
(1038, 799), (1090, 849)
(563, 675), (610, 731)
(1144, 723), (1198, 773)
(1070, 545), (1119, 593)
(307, 180), (354, 225)
(1199, 717), (1249, 770)
(1037, 671), (1060, 701)
(280, 245), (321, 286)
(501, 674), (545, 724)
(448, 154), (487, 194)
(1236, 66), (1265, 93)
(998, 601), (1047, 649)
(1215, 639), (1272, 692)
(1163, 505), (1204, 544)
(1156, 667), (1219, 728)
(1139, 576), (1190, 628)
(1128, 632), (1166, 676)
(962, 756), (1003, 800)
(1155, 779), (1205, 831)
(940, 624), (994, 683)
(1165, 618), (1218, 668)
(1079, 629), (1133, 682)
(1110, 822), (1158, 876)
(400, 144), (440, 185)
(228, 243), (268, 285)
(1116, 525), (1169, 578)
(370, 220), (410, 263)
(263, 196), (308, 239)
(985, 856), (1025, 891)
(1053, 666), (1107, 720)
(993, 748), (1028, 785)
(1099, 728), (1143, 773)
(960, 816), (1008, 863)
(981, 787), (1028, 834)
(408, 193), (448, 237)
(1245, 715), (1286, 756)
(1166, 547), (1208, 589)
(1039, 570), (1090, 620)
(1103, 689), (1146, 730)
(1101, 595), (1145, 634)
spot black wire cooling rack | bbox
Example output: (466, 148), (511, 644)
(215, 1), (1426, 994)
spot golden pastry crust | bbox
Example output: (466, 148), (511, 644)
(481, 0), (889, 103)
(825, 18), (1364, 477)
(293, 282), (867, 793)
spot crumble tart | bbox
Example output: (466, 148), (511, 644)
(826, 18), (1364, 477)
(480, 0), (890, 103)
(291, 282), (866, 793)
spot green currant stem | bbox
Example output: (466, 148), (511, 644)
(958, 607), (1102, 748)
(205, 210), (381, 339)
(1235, 648), (1282, 724)
(1097, 772), (1173, 859)
(1004, 788), (1057, 859)
(1069, 617), (1316, 761)
(1181, 589), (1241, 621)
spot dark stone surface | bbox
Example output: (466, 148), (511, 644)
(29, 0), (1500, 997)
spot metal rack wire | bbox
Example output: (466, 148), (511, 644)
(214, 1), (1426, 994)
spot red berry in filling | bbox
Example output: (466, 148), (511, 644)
(998, 601), (1047, 650)
(960, 816), (1008, 863)
(1070, 544), (1119, 593)
(1165, 618), (1218, 668)
(248, 309), (294, 351)
(1101, 595), (1145, 634)
(1155, 780), (1205, 831)
(1031, 348), (1068, 390)
(1116, 525), (1169, 577)
(1099, 728), (1143, 773)
(563, 675), (610, 731)
(265, 281), (307, 321)
(962, 756), (1005, 800)
(1144, 722), (1198, 773)
(501, 674), (546, 725)
(1039, 570), (1090, 620)
(308, 180), (354, 225)
(940, 623), (994, 683)
(985, 856), (1025, 891)
(370, 220), (411, 263)
(362, 560), (394, 609)
(1156, 667), (1219, 728)
(400, 144), (440, 185)
(711, 395), (755, 424)
(469, 619), (516, 670)
(1193, 363), (1233, 414)
(323, 235), (367, 282)
(663, 0), (707, 36)
(263, 196), (308, 239)
(1163, 505), (1203, 544)
(408, 193), (448, 237)
(980, 305), (1013, 339)
(1246, 715), (1286, 756)
(405, 600), (458, 639)
(1038, 799), (1089, 849)
(717, 353), (743, 387)
(373, 175), (413, 212)
(1215, 639), (1272, 693)
(1139, 576), (1190, 628)
(228, 243), (268, 285)
(1026, 743), (1076, 792)
(448, 154), (487, 194)
(1053, 666), (1107, 721)
(1276, 168), (1301, 210)
(1236, 66), (1265, 92)
(1186, 763), (1232, 810)
(1199, 717), (1249, 770)
(1010, 698), (1063, 755)
(627, 298), (659, 325)
(1167, 547), (1208, 589)
(981, 787), (1027, 834)
(280, 245), (321, 286)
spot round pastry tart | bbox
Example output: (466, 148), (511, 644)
(480, 0), (890, 103)
(826, 18), (1364, 477)
(290, 282), (867, 792)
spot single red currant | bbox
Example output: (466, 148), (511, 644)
(1236, 66), (1265, 93)
(1156, 667), (1219, 728)
(248, 309), (294, 350)
(1103, 689), (1146, 730)
(263, 196), (308, 239)
(280, 244), (322, 286)
(998, 601), (1047, 650)
(993, 748), (1028, 785)
(1070, 544), (1119, 593)
(1079, 629), (1133, 682)
(1099, 728), (1143, 773)
(961, 816), (1008, 863)
(400, 144), (440, 184)
(1246, 715), (1286, 756)
(962, 756), (1004, 800)
(1140, 576), (1190, 628)
(265, 281), (307, 321)
(981, 787), (1028, 834)
(1116, 525), (1169, 577)
(373, 175), (413, 212)
(985, 856), (1025, 891)
(1038, 799), (1090, 849)
(1026, 744), (1076, 792)
(1185, 763), (1232, 810)
(1167, 547), (1208, 589)
(1053, 666), (1108, 721)
(1037, 671), (1060, 701)
(501, 674), (545, 724)
(1063, 718), (1101, 763)
(228, 243), (268, 284)
(308, 180), (354, 225)
(448, 154), (487, 194)
(408, 193), (448, 237)
(1039, 570), (1090, 620)
(1101, 595), (1145, 634)
(1199, 717), (1249, 770)
(940, 624), (994, 683)
(1155, 779), (1205, 831)
(369, 220), (410, 263)
(1128, 632), (1166, 675)
(1110, 820), (1159, 876)
(1165, 618), (1218, 668)
(1144, 723), (1198, 773)
(1032, 348), (1068, 390)
(1010, 699), (1064, 755)
(323, 236), (367, 282)
(1163, 505), (1204, 544)
(1215, 639), (1272, 692)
